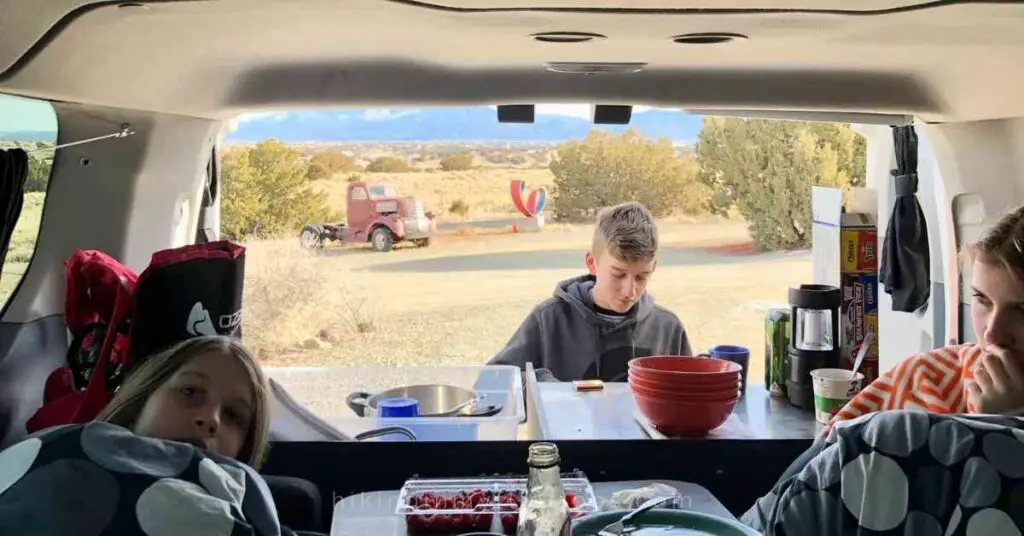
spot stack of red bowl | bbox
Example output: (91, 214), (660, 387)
(628, 356), (742, 436)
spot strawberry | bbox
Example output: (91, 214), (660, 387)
(501, 512), (518, 533)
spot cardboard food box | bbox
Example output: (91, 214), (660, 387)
(812, 187), (880, 384)
(841, 272), (880, 383)
(842, 229), (879, 273)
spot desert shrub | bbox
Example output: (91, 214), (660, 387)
(306, 150), (359, 180)
(23, 155), (51, 193)
(365, 156), (413, 173)
(549, 129), (708, 222)
(448, 199), (471, 219)
(220, 140), (340, 240)
(695, 117), (866, 251)
(439, 152), (475, 171)
(485, 152), (511, 165)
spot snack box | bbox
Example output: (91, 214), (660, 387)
(841, 226), (878, 274)
(841, 273), (880, 382)
(396, 471), (598, 533)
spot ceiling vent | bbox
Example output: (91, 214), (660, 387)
(671, 32), (748, 45)
(531, 32), (606, 43)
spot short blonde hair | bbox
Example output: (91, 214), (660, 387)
(96, 335), (270, 469)
(592, 202), (659, 262)
(965, 204), (1024, 276)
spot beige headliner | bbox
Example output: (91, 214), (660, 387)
(1, 0), (1023, 121)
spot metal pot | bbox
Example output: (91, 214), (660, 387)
(346, 384), (495, 417)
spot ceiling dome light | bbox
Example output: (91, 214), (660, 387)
(531, 32), (607, 44)
(671, 32), (748, 45)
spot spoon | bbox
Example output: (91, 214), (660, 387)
(597, 495), (676, 535)
(435, 394), (488, 417)
(851, 331), (873, 381)
(458, 404), (503, 418)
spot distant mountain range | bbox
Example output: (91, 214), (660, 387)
(0, 108), (706, 144)
(0, 131), (55, 143)
(226, 108), (704, 143)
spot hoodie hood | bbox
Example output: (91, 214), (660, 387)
(553, 274), (654, 328)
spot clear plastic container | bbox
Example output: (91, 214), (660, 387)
(265, 364), (523, 441)
(396, 471), (598, 534)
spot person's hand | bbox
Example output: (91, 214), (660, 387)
(967, 345), (1024, 415)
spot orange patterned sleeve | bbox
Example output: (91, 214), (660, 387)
(826, 344), (982, 431)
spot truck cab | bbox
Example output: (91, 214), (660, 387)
(300, 180), (435, 252)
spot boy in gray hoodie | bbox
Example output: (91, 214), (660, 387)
(488, 202), (692, 382)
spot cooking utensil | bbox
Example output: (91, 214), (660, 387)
(435, 394), (488, 417)
(353, 426), (417, 441)
(851, 331), (873, 381)
(457, 403), (503, 417)
(347, 384), (503, 418)
(574, 509), (762, 536)
(597, 496), (676, 535)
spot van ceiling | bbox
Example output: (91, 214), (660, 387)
(0, 0), (1022, 122)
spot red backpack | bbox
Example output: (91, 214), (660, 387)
(25, 250), (137, 432)
(25, 241), (246, 433)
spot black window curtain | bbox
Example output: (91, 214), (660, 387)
(879, 125), (931, 313)
(0, 148), (28, 281)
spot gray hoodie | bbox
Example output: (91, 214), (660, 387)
(488, 275), (692, 382)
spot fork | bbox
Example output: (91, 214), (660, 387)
(597, 495), (676, 535)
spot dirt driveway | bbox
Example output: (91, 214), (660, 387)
(243, 219), (811, 395)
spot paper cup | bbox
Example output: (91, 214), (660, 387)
(810, 368), (865, 424)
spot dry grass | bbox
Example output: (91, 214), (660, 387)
(312, 168), (555, 220)
(0, 192), (45, 304)
(242, 219), (811, 387)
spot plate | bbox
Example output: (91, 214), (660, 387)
(572, 509), (762, 536)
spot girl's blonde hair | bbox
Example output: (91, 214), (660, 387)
(968, 204), (1024, 273)
(96, 335), (270, 468)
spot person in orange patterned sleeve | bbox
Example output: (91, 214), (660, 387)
(740, 206), (1024, 534)
(828, 204), (1024, 430)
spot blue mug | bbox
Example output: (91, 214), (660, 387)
(702, 345), (750, 394)
(377, 397), (419, 417)
(374, 397), (482, 441)
(375, 398), (419, 441)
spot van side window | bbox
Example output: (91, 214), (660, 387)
(0, 94), (57, 306)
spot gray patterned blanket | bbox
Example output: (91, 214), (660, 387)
(0, 421), (297, 536)
(741, 410), (1024, 535)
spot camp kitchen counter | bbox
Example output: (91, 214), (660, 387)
(530, 382), (822, 441)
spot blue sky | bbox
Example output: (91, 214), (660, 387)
(0, 94), (57, 132)
(233, 104), (662, 123)
(1, 96), (668, 134)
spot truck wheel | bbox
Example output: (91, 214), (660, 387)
(300, 225), (325, 250)
(413, 238), (431, 248)
(370, 227), (394, 252)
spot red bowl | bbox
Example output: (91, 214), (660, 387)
(632, 391), (738, 436)
(628, 371), (740, 393)
(629, 356), (742, 379)
(629, 368), (740, 390)
(628, 379), (740, 403)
